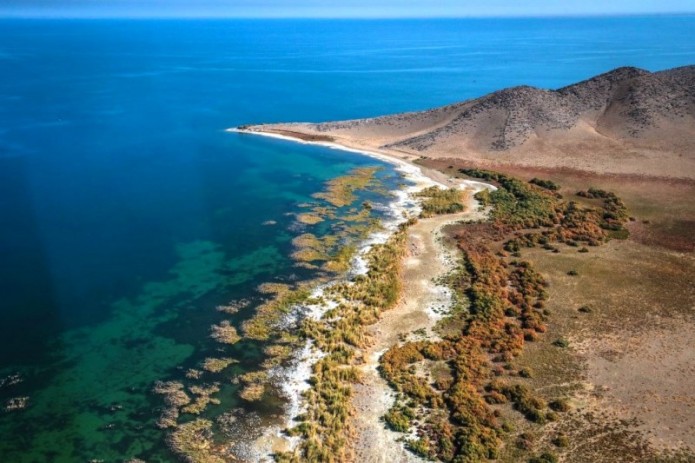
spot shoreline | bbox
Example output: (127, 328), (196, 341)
(224, 124), (694, 462)
(230, 126), (496, 195)
(239, 126), (446, 461)
(229, 125), (496, 462)
(228, 127), (451, 190)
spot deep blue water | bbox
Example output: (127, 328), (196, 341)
(0, 16), (693, 462)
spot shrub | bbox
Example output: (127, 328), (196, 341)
(549, 399), (571, 412)
(485, 391), (508, 404)
(529, 452), (559, 463)
(416, 186), (466, 217)
(462, 169), (560, 229)
(552, 434), (570, 447)
(383, 405), (413, 432)
(405, 438), (435, 459)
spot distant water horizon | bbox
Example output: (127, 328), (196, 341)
(0, 16), (693, 462)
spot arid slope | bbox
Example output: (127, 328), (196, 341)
(242, 65), (695, 179)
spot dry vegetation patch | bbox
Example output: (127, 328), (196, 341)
(420, 160), (695, 461)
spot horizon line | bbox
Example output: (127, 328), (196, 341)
(1, 12), (694, 20)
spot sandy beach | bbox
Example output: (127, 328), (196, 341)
(228, 127), (451, 188)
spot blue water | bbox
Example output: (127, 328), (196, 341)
(0, 16), (693, 463)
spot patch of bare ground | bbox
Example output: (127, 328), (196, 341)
(350, 188), (488, 463)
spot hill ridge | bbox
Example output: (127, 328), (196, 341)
(243, 65), (695, 179)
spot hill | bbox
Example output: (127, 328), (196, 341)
(242, 65), (695, 179)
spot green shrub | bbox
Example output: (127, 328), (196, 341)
(552, 434), (570, 447)
(529, 178), (560, 191)
(383, 405), (413, 432)
(462, 169), (560, 229)
(549, 399), (571, 412)
(416, 186), (466, 217)
(405, 438), (436, 459)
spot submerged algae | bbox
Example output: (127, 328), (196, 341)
(168, 419), (226, 463)
(312, 167), (381, 207)
(378, 172), (631, 463)
(290, 168), (388, 276)
(153, 162), (405, 463)
(0, 240), (233, 462)
(201, 358), (238, 374)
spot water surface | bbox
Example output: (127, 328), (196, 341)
(0, 16), (693, 462)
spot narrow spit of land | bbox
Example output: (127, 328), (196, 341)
(237, 65), (695, 180)
(234, 127), (497, 462)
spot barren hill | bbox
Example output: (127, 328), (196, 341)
(242, 66), (695, 179)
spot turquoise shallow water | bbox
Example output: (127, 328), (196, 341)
(0, 16), (694, 462)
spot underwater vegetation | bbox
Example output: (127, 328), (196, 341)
(154, 166), (401, 463)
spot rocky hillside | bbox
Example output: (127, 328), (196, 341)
(316, 66), (694, 152)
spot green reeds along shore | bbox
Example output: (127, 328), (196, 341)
(277, 221), (411, 463)
(416, 185), (466, 217)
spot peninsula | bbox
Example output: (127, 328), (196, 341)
(233, 66), (695, 463)
(240, 65), (695, 179)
